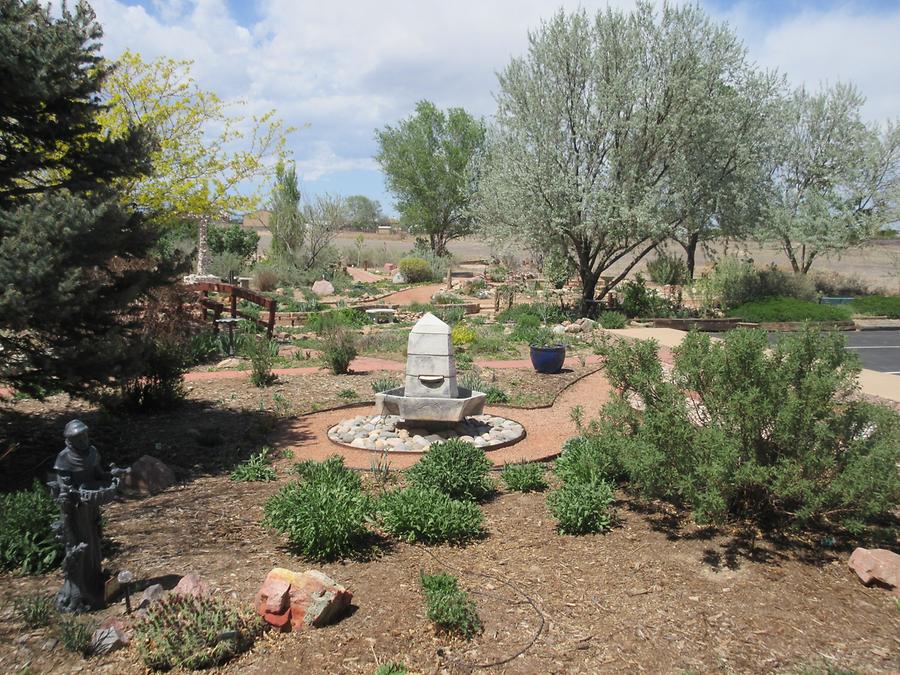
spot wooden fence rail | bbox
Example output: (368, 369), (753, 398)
(186, 282), (277, 338)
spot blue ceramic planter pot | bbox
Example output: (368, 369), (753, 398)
(529, 344), (566, 374)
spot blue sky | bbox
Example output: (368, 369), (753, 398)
(92, 0), (900, 216)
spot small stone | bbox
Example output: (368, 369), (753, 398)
(41, 638), (58, 651)
(216, 357), (242, 368)
(123, 455), (176, 496)
(172, 573), (209, 598)
(350, 438), (367, 449)
(551, 324), (566, 335)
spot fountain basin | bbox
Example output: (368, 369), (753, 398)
(374, 386), (486, 424)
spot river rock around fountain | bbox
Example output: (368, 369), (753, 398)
(328, 414), (525, 452)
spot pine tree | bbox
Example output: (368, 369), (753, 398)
(0, 0), (171, 398)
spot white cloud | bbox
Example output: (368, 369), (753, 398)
(88, 0), (900, 207)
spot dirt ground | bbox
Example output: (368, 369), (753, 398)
(1, 360), (898, 674)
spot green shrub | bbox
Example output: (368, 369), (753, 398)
(119, 338), (187, 411)
(544, 248), (572, 289)
(727, 298), (852, 322)
(547, 480), (615, 534)
(420, 572), (482, 639)
(265, 456), (371, 560)
(134, 594), (262, 671)
(645, 251), (687, 285)
(239, 334), (278, 387)
(374, 663), (408, 675)
(596, 327), (900, 530)
(305, 308), (368, 335)
(378, 486), (484, 544)
(406, 439), (493, 501)
(434, 305), (465, 325)
(338, 387), (358, 400)
(497, 302), (567, 325)
(371, 376), (400, 393)
(486, 265), (508, 282)
(0, 481), (63, 574)
(184, 331), (224, 365)
(620, 274), (674, 318)
(398, 256), (432, 282)
(58, 615), (94, 656)
(229, 447), (277, 482)
(692, 259), (816, 313)
(501, 462), (547, 492)
(15, 593), (55, 627)
(555, 435), (625, 485)
(451, 323), (476, 347)
(528, 326), (567, 348)
(598, 311), (627, 329)
(322, 328), (358, 374)
(434, 292), (465, 305)
(484, 386), (510, 404)
(850, 295), (900, 318)
(208, 222), (259, 262)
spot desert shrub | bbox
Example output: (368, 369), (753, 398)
(239, 333), (278, 386)
(595, 327), (900, 530)
(0, 481), (63, 574)
(378, 486), (484, 544)
(306, 308), (369, 334)
(727, 298), (851, 322)
(451, 323), (476, 347)
(501, 462), (547, 492)
(620, 274), (675, 318)
(547, 480), (615, 534)
(463, 278), (487, 296)
(434, 305), (466, 325)
(598, 311), (627, 329)
(406, 439), (493, 501)
(420, 572), (482, 639)
(850, 295), (900, 318)
(398, 256), (432, 282)
(811, 270), (871, 296)
(555, 435), (624, 486)
(119, 338), (187, 412)
(497, 302), (567, 326)
(692, 259), (816, 313)
(645, 250), (688, 285)
(338, 387), (358, 399)
(133, 594), (262, 671)
(433, 291), (465, 305)
(254, 265), (279, 291)
(322, 329), (358, 374)
(371, 376), (400, 393)
(265, 456), (371, 560)
(757, 266), (817, 302)
(58, 615), (94, 656)
(486, 265), (508, 282)
(229, 447), (277, 482)
(15, 593), (55, 627)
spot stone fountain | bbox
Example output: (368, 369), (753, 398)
(374, 312), (486, 424)
(328, 313), (525, 452)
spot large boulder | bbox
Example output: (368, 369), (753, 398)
(849, 548), (900, 594)
(122, 455), (176, 496)
(311, 279), (335, 296)
(255, 568), (352, 631)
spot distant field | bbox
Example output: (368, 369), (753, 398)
(251, 226), (900, 292)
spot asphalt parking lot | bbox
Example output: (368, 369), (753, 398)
(769, 330), (900, 375)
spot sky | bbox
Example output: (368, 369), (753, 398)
(89, 0), (900, 216)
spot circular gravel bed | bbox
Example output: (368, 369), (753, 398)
(327, 414), (525, 453)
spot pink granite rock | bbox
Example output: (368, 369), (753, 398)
(849, 548), (900, 594)
(255, 568), (352, 631)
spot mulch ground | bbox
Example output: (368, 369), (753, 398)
(1, 360), (898, 674)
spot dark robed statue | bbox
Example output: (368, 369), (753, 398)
(49, 420), (128, 613)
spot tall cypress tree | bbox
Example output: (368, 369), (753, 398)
(0, 0), (171, 398)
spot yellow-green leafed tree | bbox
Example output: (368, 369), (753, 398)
(98, 50), (292, 218)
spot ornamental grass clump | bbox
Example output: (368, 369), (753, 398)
(265, 456), (372, 560)
(595, 326), (900, 531)
(405, 439), (493, 502)
(133, 594), (262, 671)
(378, 486), (484, 544)
(420, 572), (482, 639)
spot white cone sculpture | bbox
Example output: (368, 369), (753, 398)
(374, 313), (486, 424)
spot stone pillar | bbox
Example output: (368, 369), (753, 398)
(196, 215), (213, 276)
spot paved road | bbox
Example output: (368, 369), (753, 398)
(769, 330), (900, 375)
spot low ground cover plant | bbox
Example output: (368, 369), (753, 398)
(405, 439), (493, 501)
(459, 372), (509, 403)
(374, 663), (408, 675)
(264, 456), (372, 560)
(849, 295), (900, 318)
(420, 572), (482, 638)
(727, 297), (851, 322)
(501, 462), (547, 492)
(133, 594), (262, 670)
(371, 376), (400, 393)
(594, 327), (900, 531)
(451, 323), (476, 347)
(378, 486), (484, 543)
(229, 447), (277, 482)
(0, 480), (63, 574)
(547, 479), (616, 534)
